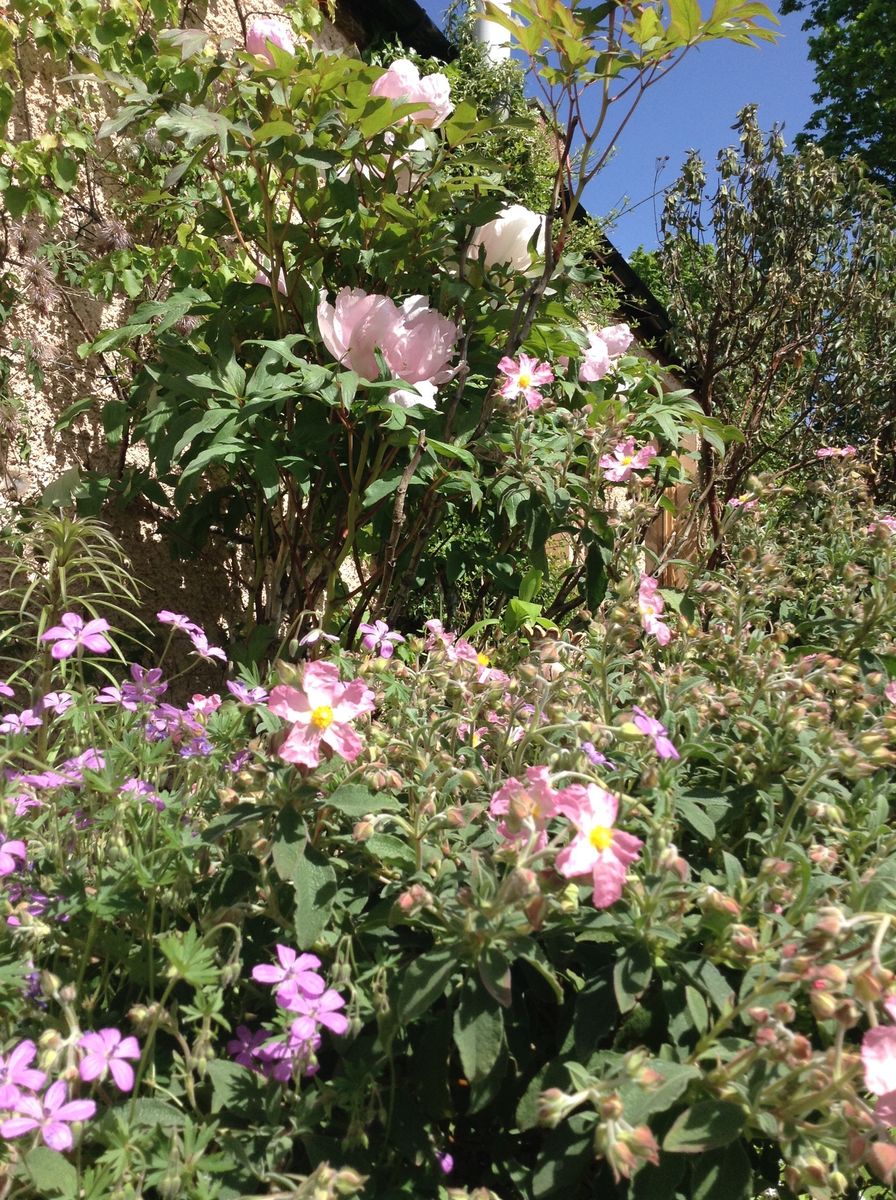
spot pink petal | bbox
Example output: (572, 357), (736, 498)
(322, 721), (364, 763)
(108, 1059), (135, 1092)
(268, 684), (310, 723)
(43, 1122), (75, 1152)
(590, 855), (628, 908)
(55, 1099), (96, 1123)
(0, 1116), (40, 1138)
(302, 660), (341, 710)
(78, 1055), (106, 1083)
(331, 678), (375, 722)
(863, 1026), (896, 1094)
(251, 963), (284, 985)
(556, 833), (598, 879)
(278, 723), (322, 768)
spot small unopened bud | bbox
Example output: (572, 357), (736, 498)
(353, 819), (374, 842)
(599, 1093), (624, 1120)
(537, 1087), (570, 1128)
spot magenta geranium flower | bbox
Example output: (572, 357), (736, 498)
(0, 709), (42, 735)
(0, 1040), (46, 1101)
(41, 613), (112, 659)
(359, 620), (405, 659)
(226, 680), (268, 705)
(498, 353), (554, 411)
(600, 438), (656, 482)
(555, 783), (642, 908)
(632, 706), (680, 760)
(286, 988), (349, 1036)
(490, 766), (560, 845)
(0, 1081), (96, 1151)
(267, 660), (375, 768)
(0, 840), (26, 877)
(157, 610), (201, 635)
(252, 945), (326, 1009)
(0, 682), (14, 699)
(78, 1029), (141, 1093)
(35, 691), (73, 716)
(638, 575), (672, 647)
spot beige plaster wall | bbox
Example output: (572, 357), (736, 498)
(1, 3), (352, 641)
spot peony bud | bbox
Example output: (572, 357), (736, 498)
(245, 16), (295, 63)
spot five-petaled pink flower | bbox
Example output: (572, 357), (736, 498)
(267, 661), (375, 768)
(816, 445), (857, 459)
(370, 58), (453, 129)
(359, 620), (405, 659)
(632, 706), (680, 760)
(490, 766), (560, 845)
(252, 945), (326, 1009)
(600, 438), (656, 482)
(638, 575), (672, 647)
(78, 1029), (141, 1093)
(555, 783), (642, 908)
(0, 681), (14, 699)
(0, 840), (26, 877)
(0, 1040), (46, 1108)
(727, 493), (758, 510)
(862, 996), (896, 1126)
(0, 1080), (96, 1151)
(498, 354), (554, 411)
(245, 15), (295, 63)
(41, 613), (112, 660)
(886, 681), (896, 706)
(0, 709), (42, 735)
(285, 988), (349, 1035)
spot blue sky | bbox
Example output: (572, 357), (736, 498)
(416, 2), (816, 255)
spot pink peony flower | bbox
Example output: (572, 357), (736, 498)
(245, 16), (295, 63)
(638, 575), (672, 647)
(600, 438), (656, 482)
(370, 58), (453, 129)
(555, 783), (642, 908)
(268, 661), (376, 768)
(598, 324), (634, 357)
(490, 766), (560, 845)
(498, 353), (554, 411)
(317, 289), (457, 405)
(253, 265), (288, 295)
(78, 1029), (141, 1093)
(0, 840), (26, 877)
(359, 620), (405, 658)
(727, 493), (758, 510)
(41, 613), (112, 659)
(579, 323), (633, 382)
(0, 1081), (96, 1151)
(632, 706), (680, 760)
(471, 204), (546, 273)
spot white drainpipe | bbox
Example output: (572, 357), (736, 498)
(473, 0), (512, 65)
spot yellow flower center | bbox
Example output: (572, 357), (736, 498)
(622, 455), (633, 465)
(518, 373), (532, 389)
(477, 652), (491, 667)
(739, 494), (750, 503)
(311, 704), (334, 729)
(589, 824), (614, 851)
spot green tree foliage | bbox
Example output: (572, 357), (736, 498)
(633, 107), (896, 554)
(781, 0), (896, 193)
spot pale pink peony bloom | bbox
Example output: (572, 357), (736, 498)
(490, 766), (560, 845)
(78, 1029), (140, 1093)
(370, 58), (453, 129)
(317, 289), (457, 406)
(268, 660), (375, 768)
(41, 613), (112, 659)
(245, 16), (295, 64)
(600, 438), (656, 482)
(498, 353), (554, 411)
(470, 204), (546, 273)
(638, 575), (672, 647)
(727, 493), (758, 510)
(555, 783), (642, 908)
(598, 323), (634, 357)
(254, 265), (288, 295)
(816, 445), (857, 459)
(0, 1081), (96, 1151)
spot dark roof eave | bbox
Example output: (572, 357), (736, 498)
(332, 0), (456, 62)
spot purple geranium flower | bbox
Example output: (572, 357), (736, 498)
(0, 840), (26, 877)
(251, 945), (325, 1009)
(582, 741), (616, 769)
(0, 1040), (46, 1102)
(77, 1029), (141, 1093)
(226, 680), (268, 705)
(359, 620), (405, 659)
(41, 613), (112, 659)
(189, 630), (227, 664)
(0, 710), (42, 735)
(227, 1025), (270, 1068)
(35, 691), (73, 716)
(0, 682), (14, 699)
(121, 778), (165, 811)
(0, 1081), (96, 1151)
(631, 706), (680, 761)
(157, 610), (201, 635)
(284, 987), (349, 1035)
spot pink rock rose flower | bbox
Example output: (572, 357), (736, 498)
(268, 660), (375, 768)
(490, 766), (560, 845)
(498, 353), (554, 411)
(600, 438), (656, 482)
(886, 681), (896, 706)
(41, 613), (112, 659)
(638, 574), (672, 647)
(555, 783), (642, 908)
(370, 58), (453, 129)
(245, 16), (295, 64)
(862, 997), (896, 1126)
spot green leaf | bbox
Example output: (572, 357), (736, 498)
(613, 943), (653, 1013)
(677, 795), (716, 840)
(425, 438), (476, 468)
(477, 946), (513, 1008)
(398, 947), (457, 1023)
(364, 833), (417, 872)
(273, 816), (337, 949)
(664, 1101), (745, 1153)
(453, 980), (504, 1101)
(325, 783), (403, 817)
(127, 1097), (186, 1127)
(21, 1147), (77, 1196)
(691, 1142), (754, 1200)
(159, 926), (220, 987)
(205, 1059), (267, 1114)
